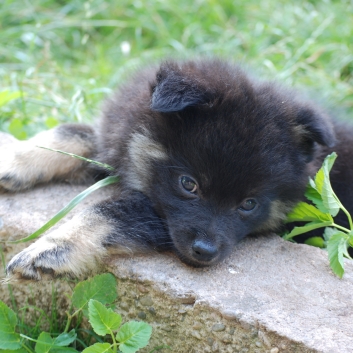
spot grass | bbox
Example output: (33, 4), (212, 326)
(0, 0), (352, 139)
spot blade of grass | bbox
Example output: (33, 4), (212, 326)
(7, 176), (119, 244)
(37, 146), (115, 171)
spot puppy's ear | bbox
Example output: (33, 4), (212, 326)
(150, 64), (209, 113)
(294, 105), (336, 162)
(296, 106), (336, 148)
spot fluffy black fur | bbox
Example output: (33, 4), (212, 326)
(4, 59), (353, 278)
(96, 59), (344, 266)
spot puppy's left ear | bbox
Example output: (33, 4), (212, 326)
(296, 106), (336, 148)
(150, 64), (209, 113)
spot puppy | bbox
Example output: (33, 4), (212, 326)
(3, 59), (352, 280)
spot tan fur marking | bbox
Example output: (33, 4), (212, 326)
(127, 130), (168, 191)
(255, 200), (293, 232)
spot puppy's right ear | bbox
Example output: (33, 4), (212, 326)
(150, 63), (209, 113)
(292, 104), (336, 162)
(296, 105), (336, 148)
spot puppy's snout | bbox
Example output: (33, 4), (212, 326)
(192, 239), (218, 262)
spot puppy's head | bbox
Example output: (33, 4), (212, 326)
(131, 60), (336, 266)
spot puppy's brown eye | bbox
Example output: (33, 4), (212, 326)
(180, 176), (197, 194)
(239, 199), (257, 211)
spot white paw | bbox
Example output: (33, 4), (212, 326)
(6, 239), (75, 281)
(6, 210), (110, 281)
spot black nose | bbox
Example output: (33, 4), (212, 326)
(192, 239), (218, 262)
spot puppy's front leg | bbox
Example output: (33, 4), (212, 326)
(0, 124), (95, 191)
(6, 192), (170, 281)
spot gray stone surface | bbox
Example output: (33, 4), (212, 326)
(0, 182), (352, 353)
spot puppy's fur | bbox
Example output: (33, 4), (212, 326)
(3, 59), (353, 280)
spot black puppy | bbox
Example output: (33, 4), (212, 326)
(3, 59), (352, 280)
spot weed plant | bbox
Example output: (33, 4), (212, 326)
(283, 153), (353, 277)
(0, 274), (153, 353)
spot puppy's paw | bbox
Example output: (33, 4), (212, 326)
(0, 144), (36, 191)
(0, 172), (32, 192)
(6, 207), (115, 281)
(6, 240), (75, 281)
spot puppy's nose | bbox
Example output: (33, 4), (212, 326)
(192, 239), (218, 262)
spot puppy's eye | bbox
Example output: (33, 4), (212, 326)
(239, 199), (257, 212)
(180, 176), (197, 194)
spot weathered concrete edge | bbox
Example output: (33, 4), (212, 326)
(1, 270), (314, 353)
(107, 261), (319, 353)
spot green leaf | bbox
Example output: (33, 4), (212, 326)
(348, 231), (353, 248)
(304, 237), (325, 248)
(8, 118), (27, 140)
(313, 152), (336, 191)
(45, 117), (59, 129)
(308, 153), (340, 216)
(1, 348), (28, 353)
(21, 334), (79, 353)
(116, 321), (152, 353)
(323, 151), (337, 173)
(323, 227), (337, 241)
(72, 273), (117, 317)
(0, 301), (21, 350)
(314, 168), (325, 194)
(285, 202), (332, 223)
(283, 221), (332, 240)
(31, 332), (78, 353)
(88, 299), (122, 336)
(321, 185), (340, 217)
(82, 343), (114, 353)
(304, 183), (328, 214)
(316, 153), (340, 216)
(342, 241), (353, 260)
(327, 232), (348, 278)
(35, 332), (54, 353)
(9, 175), (120, 244)
(54, 330), (77, 346)
(0, 90), (22, 107)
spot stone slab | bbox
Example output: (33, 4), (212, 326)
(0, 183), (352, 353)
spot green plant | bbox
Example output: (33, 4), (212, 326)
(0, 273), (152, 353)
(283, 152), (353, 278)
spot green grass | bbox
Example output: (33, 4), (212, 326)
(0, 0), (352, 139)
